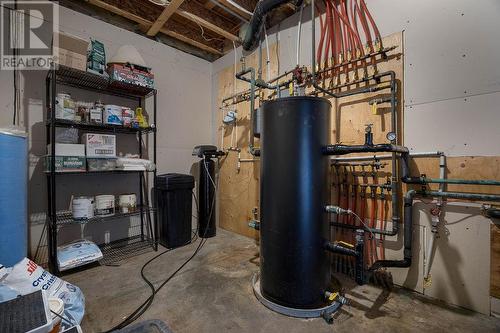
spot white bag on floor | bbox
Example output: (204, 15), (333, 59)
(57, 239), (103, 271)
(0, 258), (85, 329)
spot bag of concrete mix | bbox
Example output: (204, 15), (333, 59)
(0, 258), (85, 329)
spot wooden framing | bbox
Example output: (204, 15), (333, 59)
(176, 10), (240, 42)
(147, 0), (186, 37)
(87, 0), (222, 55)
(205, 0), (253, 20)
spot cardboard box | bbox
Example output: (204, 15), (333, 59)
(47, 144), (85, 157)
(45, 156), (86, 173)
(53, 32), (88, 71)
(82, 133), (116, 158)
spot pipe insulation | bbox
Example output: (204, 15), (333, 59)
(243, 0), (303, 51)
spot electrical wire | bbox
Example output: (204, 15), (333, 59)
(296, 3), (304, 66)
(12, 3), (18, 125)
(103, 158), (220, 332)
(194, 20), (224, 42)
(350, 211), (374, 239)
(263, 25), (271, 82)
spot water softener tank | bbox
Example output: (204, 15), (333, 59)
(260, 96), (331, 308)
(0, 128), (28, 266)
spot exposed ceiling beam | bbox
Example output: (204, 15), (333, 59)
(87, 0), (222, 55)
(176, 10), (240, 42)
(147, 0), (185, 36)
(218, 0), (252, 19)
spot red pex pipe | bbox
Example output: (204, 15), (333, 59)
(355, 0), (372, 50)
(331, 2), (363, 56)
(316, 4), (326, 66)
(360, 0), (382, 43)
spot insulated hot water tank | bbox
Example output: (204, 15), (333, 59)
(259, 96), (332, 309)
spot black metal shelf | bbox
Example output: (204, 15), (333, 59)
(46, 169), (155, 176)
(45, 64), (158, 274)
(48, 119), (156, 134)
(51, 65), (155, 99)
(99, 235), (155, 265)
(54, 206), (154, 226)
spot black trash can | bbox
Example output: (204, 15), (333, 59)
(155, 173), (195, 248)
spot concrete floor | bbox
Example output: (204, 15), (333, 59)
(66, 229), (500, 332)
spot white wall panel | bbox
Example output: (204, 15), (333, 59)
(211, 0), (499, 314)
(405, 91), (500, 156)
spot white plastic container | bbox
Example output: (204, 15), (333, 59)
(55, 93), (75, 120)
(104, 104), (123, 125)
(95, 195), (115, 216)
(72, 196), (94, 220)
(48, 298), (64, 333)
(118, 193), (137, 213)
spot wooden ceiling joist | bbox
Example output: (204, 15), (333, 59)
(176, 10), (240, 42)
(147, 0), (185, 37)
(87, 0), (223, 55)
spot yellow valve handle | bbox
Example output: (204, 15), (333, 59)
(338, 241), (355, 249)
(372, 102), (378, 115)
(289, 82), (294, 96)
(328, 292), (339, 301)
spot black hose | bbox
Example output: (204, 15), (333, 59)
(103, 160), (220, 332)
(243, 0), (303, 51)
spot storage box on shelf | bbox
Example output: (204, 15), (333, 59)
(53, 32), (88, 72)
(45, 64), (158, 274)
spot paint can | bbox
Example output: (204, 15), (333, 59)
(95, 195), (115, 216)
(118, 193), (137, 213)
(104, 105), (123, 125)
(72, 196), (94, 220)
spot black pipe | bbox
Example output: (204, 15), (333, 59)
(370, 190), (415, 269)
(325, 242), (358, 257)
(323, 143), (409, 156)
(243, 0), (302, 51)
(198, 158), (216, 238)
(486, 208), (500, 219)
(354, 230), (365, 285)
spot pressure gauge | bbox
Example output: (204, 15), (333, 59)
(386, 131), (397, 142)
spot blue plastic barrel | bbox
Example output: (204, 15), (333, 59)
(0, 128), (28, 266)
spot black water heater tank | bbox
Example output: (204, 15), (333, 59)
(260, 96), (331, 309)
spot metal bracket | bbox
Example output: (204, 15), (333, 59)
(251, 273), (342, 324)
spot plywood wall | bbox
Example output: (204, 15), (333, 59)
(215, 31), (500, 314)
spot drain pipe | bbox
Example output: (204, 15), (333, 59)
(370, 190), (416, 269)
(236, 64), (260, 156)
(324, 230), (365, 285)
(424, 154), (446, 280)
(485, 208), (500, 219)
